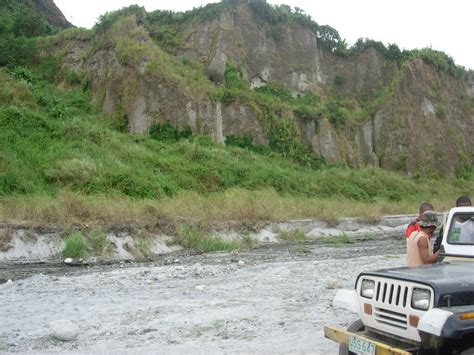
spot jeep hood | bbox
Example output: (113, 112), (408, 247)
(360, 262), (474, 307)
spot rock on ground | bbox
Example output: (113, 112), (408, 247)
(49, 320), (79, 341)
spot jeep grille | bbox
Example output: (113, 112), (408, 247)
(358, 276), (434, 342)
(375, 281), (409, 307)
(374, 307), (407, 329)
(373, 281), (410, 329)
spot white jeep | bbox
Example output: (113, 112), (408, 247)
(325, 207), (474, 355)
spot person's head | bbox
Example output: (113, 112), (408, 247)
(419, 211), (440, 235)
(456, 196), (472, 207)
(418, 202), (434, 218)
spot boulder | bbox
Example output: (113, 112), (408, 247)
(49, 320), (79, 341)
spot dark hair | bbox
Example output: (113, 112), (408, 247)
(456, 196), (472, 207)
(419, 202), (434, 214)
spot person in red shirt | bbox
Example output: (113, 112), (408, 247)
(405, 202), (434, 238)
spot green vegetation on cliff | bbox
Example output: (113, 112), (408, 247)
(247, 2), (467, 76)
(0, 2), (472, 226)
(0, 67), (405, 199)
(0, 0), (72, 67)
(95, 2), (469, 78)
(0, 65), (472, 225)
(91, 3), (470, 146)
(218, 63), (325, 168)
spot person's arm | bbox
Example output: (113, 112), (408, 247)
(417, 236), (439, 264)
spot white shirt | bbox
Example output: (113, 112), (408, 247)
(450, 219), (474, 244)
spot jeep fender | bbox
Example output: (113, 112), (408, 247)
(419, 307), (474, 339)
(333, 289), (362, 318)
(418, 308), (454, 336)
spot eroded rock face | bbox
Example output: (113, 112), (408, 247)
(80, 45), (264, 144)
(53, 4), (473, 176)
(368, 60), (473, 177)
(179, 5), (397, 98)
(467, 72), (474, 97)
(355, 120), (379, 168)
(32, 0), (72, 29)
(312, 119), (342, 165)
(179, 6), (321, 93)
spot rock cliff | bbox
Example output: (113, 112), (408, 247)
(52, 1), (473, 177)
(31, 0), (72, 29)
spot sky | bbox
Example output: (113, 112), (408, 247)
(55, 0), (474, 70)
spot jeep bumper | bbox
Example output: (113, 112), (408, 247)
(324, 325), (412, 355)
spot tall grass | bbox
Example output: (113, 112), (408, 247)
(0, 66), (472, 227)
(0, 188), (468, 226)
(4, 72), (466, 202)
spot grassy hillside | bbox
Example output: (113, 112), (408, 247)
(0, 65), (472, 226)
(83, 5), (474, 179)
(0, 3), (472, 227)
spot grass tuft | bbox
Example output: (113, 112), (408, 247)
(321, 232), (355, 246)
(62, 232), (88, 259)
(0, 227), (13, 252)
(278, 229), (307, 244)
(88, 228), (113, 256)
(173, 225), (241, 253)
(134, 232), (153, 258)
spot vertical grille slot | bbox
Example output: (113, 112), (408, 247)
(395, 285), (401, 306)
(388, 284), (394, 304)
(403, 286), (408, 307)
(382, 283), (387, 303)
(368, 280), (410, 309)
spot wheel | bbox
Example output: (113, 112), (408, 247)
(339, 319), (365, 355)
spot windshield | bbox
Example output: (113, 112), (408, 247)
(447, 213), (474, 245)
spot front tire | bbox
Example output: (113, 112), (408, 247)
(339, 319), (365, 355)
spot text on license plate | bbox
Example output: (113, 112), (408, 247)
(348, 335), (376, 355)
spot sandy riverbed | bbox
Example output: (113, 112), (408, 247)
(0, 238), (406, 354)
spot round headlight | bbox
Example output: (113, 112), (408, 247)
(361, 279), (375, 299)
(411, 288), (431, 311)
